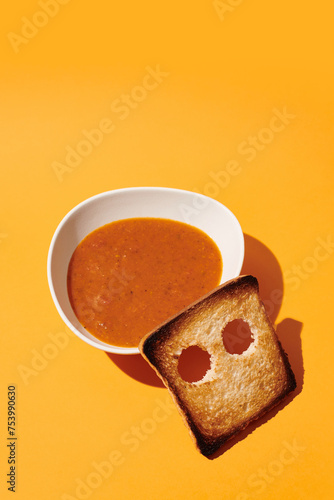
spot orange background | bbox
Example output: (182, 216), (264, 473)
(1, 1), (333, 499)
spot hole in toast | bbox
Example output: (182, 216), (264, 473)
(178, 346), (211, 383)
(222, 319), (254, 355)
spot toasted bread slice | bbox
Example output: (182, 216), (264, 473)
(139, 275), (296, 457)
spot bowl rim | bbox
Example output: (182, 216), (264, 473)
(47, 186), (244, 354)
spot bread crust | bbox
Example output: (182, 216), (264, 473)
(139, 275), (296, 457)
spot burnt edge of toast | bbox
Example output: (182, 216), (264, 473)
(139, 275), (297, 457)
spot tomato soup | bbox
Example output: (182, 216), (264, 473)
(67, 218), (222, 347)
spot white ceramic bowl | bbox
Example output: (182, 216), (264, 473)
(47, 187), (244, 354)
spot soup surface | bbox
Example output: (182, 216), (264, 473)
(67, 217), (222, 347)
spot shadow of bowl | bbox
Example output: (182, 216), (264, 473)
(106, 351), (164, 388)
(241, 234), (284, 323)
